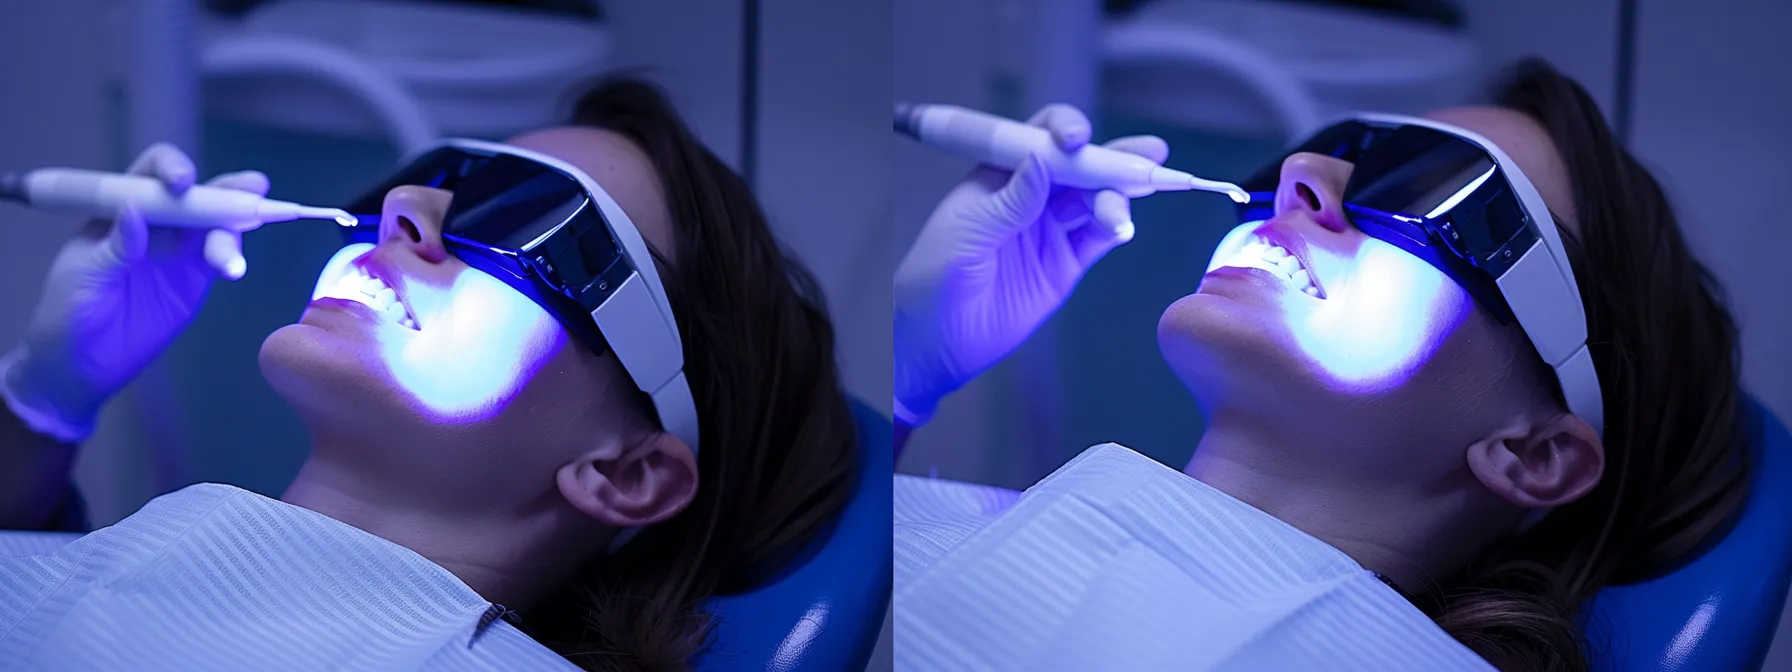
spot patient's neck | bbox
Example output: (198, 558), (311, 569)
(1184, 415), (1491, 596)
(282, 445), (607, 612)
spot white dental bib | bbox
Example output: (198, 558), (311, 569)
(0, 483), (575, 670)
(895, 444), (1494, 671)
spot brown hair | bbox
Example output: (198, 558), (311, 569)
(1428, 59), (1750, 670)
(521, 79), (858, 670)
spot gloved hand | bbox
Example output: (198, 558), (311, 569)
(0, 143), (265, 442)
(894, 104), (1169, 426)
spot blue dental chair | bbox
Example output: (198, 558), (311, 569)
(693, 398), (894, 671)
(1583, 398), (1792, 671)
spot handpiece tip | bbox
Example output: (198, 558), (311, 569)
(1183, 176), (1251, 203)
(290, 205), (360, 227)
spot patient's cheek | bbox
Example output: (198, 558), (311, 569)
(1290, 248), (1471, 393)
(385, 281), (570, 422)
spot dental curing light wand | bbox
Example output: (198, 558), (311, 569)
(895, 102), (1249, 203)
(0, 167), (357, 230)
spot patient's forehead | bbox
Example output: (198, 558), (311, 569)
(1424, 106), (1578, 235)
(505, 126), (676, 261)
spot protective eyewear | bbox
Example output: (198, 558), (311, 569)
(1236, 114), (1603, 435)
(342, 138), (700, 454)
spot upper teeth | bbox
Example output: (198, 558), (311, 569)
(1220, 235), (1322, 297)
(321, 266), (419, 329)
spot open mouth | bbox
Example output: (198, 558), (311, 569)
(312, 246), (420, 330)
(1211, 232), (1325, 299)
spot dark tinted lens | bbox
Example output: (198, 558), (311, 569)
(342, 148), (484, 215)
(1241, 121), (1376, 192)
(341, 147), (632, 334)
(444, 155), (632, 311)
(1345, 126), (1495, 220)
(551, 206), (630, 301)
(1236, 121), (1537, 326)
(444, 155), (588, 250)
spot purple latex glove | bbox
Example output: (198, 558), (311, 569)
(894, 104), (1170, 426)
(0, 143), (266, 442)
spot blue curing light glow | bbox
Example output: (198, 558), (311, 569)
(1205, 220), (1471, 394)
(1286, 239), (1466, 392)
(312, 243), (564, 424)
(380, 270), (562, 422)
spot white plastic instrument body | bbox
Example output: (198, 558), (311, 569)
(14, 168), (353, 230)
(896, 103), (1248, 202)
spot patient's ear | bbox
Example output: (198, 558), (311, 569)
(1465, 411), (1604, 509)
(556, 432), (697, 528)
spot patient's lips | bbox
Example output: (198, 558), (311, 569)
(321, 263), (418, 330)
(309, 243), (420, 330)
(1209, 233), (1324, 299)
(355, 255), (421, 330)
(1253, 220), (1327, 299)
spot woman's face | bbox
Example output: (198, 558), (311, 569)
(260, 128), (677, 499)
(296, 191), (563, 425)
(1159, 107), (1578, 463)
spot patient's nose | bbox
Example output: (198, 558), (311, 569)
(1274, 152), (1353, 233)
(378, 185), (452, 263)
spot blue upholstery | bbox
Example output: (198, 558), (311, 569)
(1583, 398), (1792, 671)
(693, 399), (894, 671)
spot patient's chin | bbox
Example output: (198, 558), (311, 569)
(1158, 294), (1309, 402)
(1162, 293), (1291, 352)
(260, 325), (395, 423)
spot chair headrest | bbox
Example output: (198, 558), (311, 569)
(693, 398), (894, 671)
(1582, 398), (1792, 671)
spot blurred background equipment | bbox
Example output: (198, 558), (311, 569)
(1102, 0), (1477, 139)
(203, 0), (611, 151)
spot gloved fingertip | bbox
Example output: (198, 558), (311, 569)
(166, 167), (196, 193)
(1115, 221), (1136, 244)
(243, 171), (270, 196)
(157, 148), (197, 194)
(1056, 123), (1091, 150)
(223, 256), (247, 281)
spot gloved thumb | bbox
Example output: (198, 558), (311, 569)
(987, 152), (1053, 234)
(104, 204), (151, 267)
